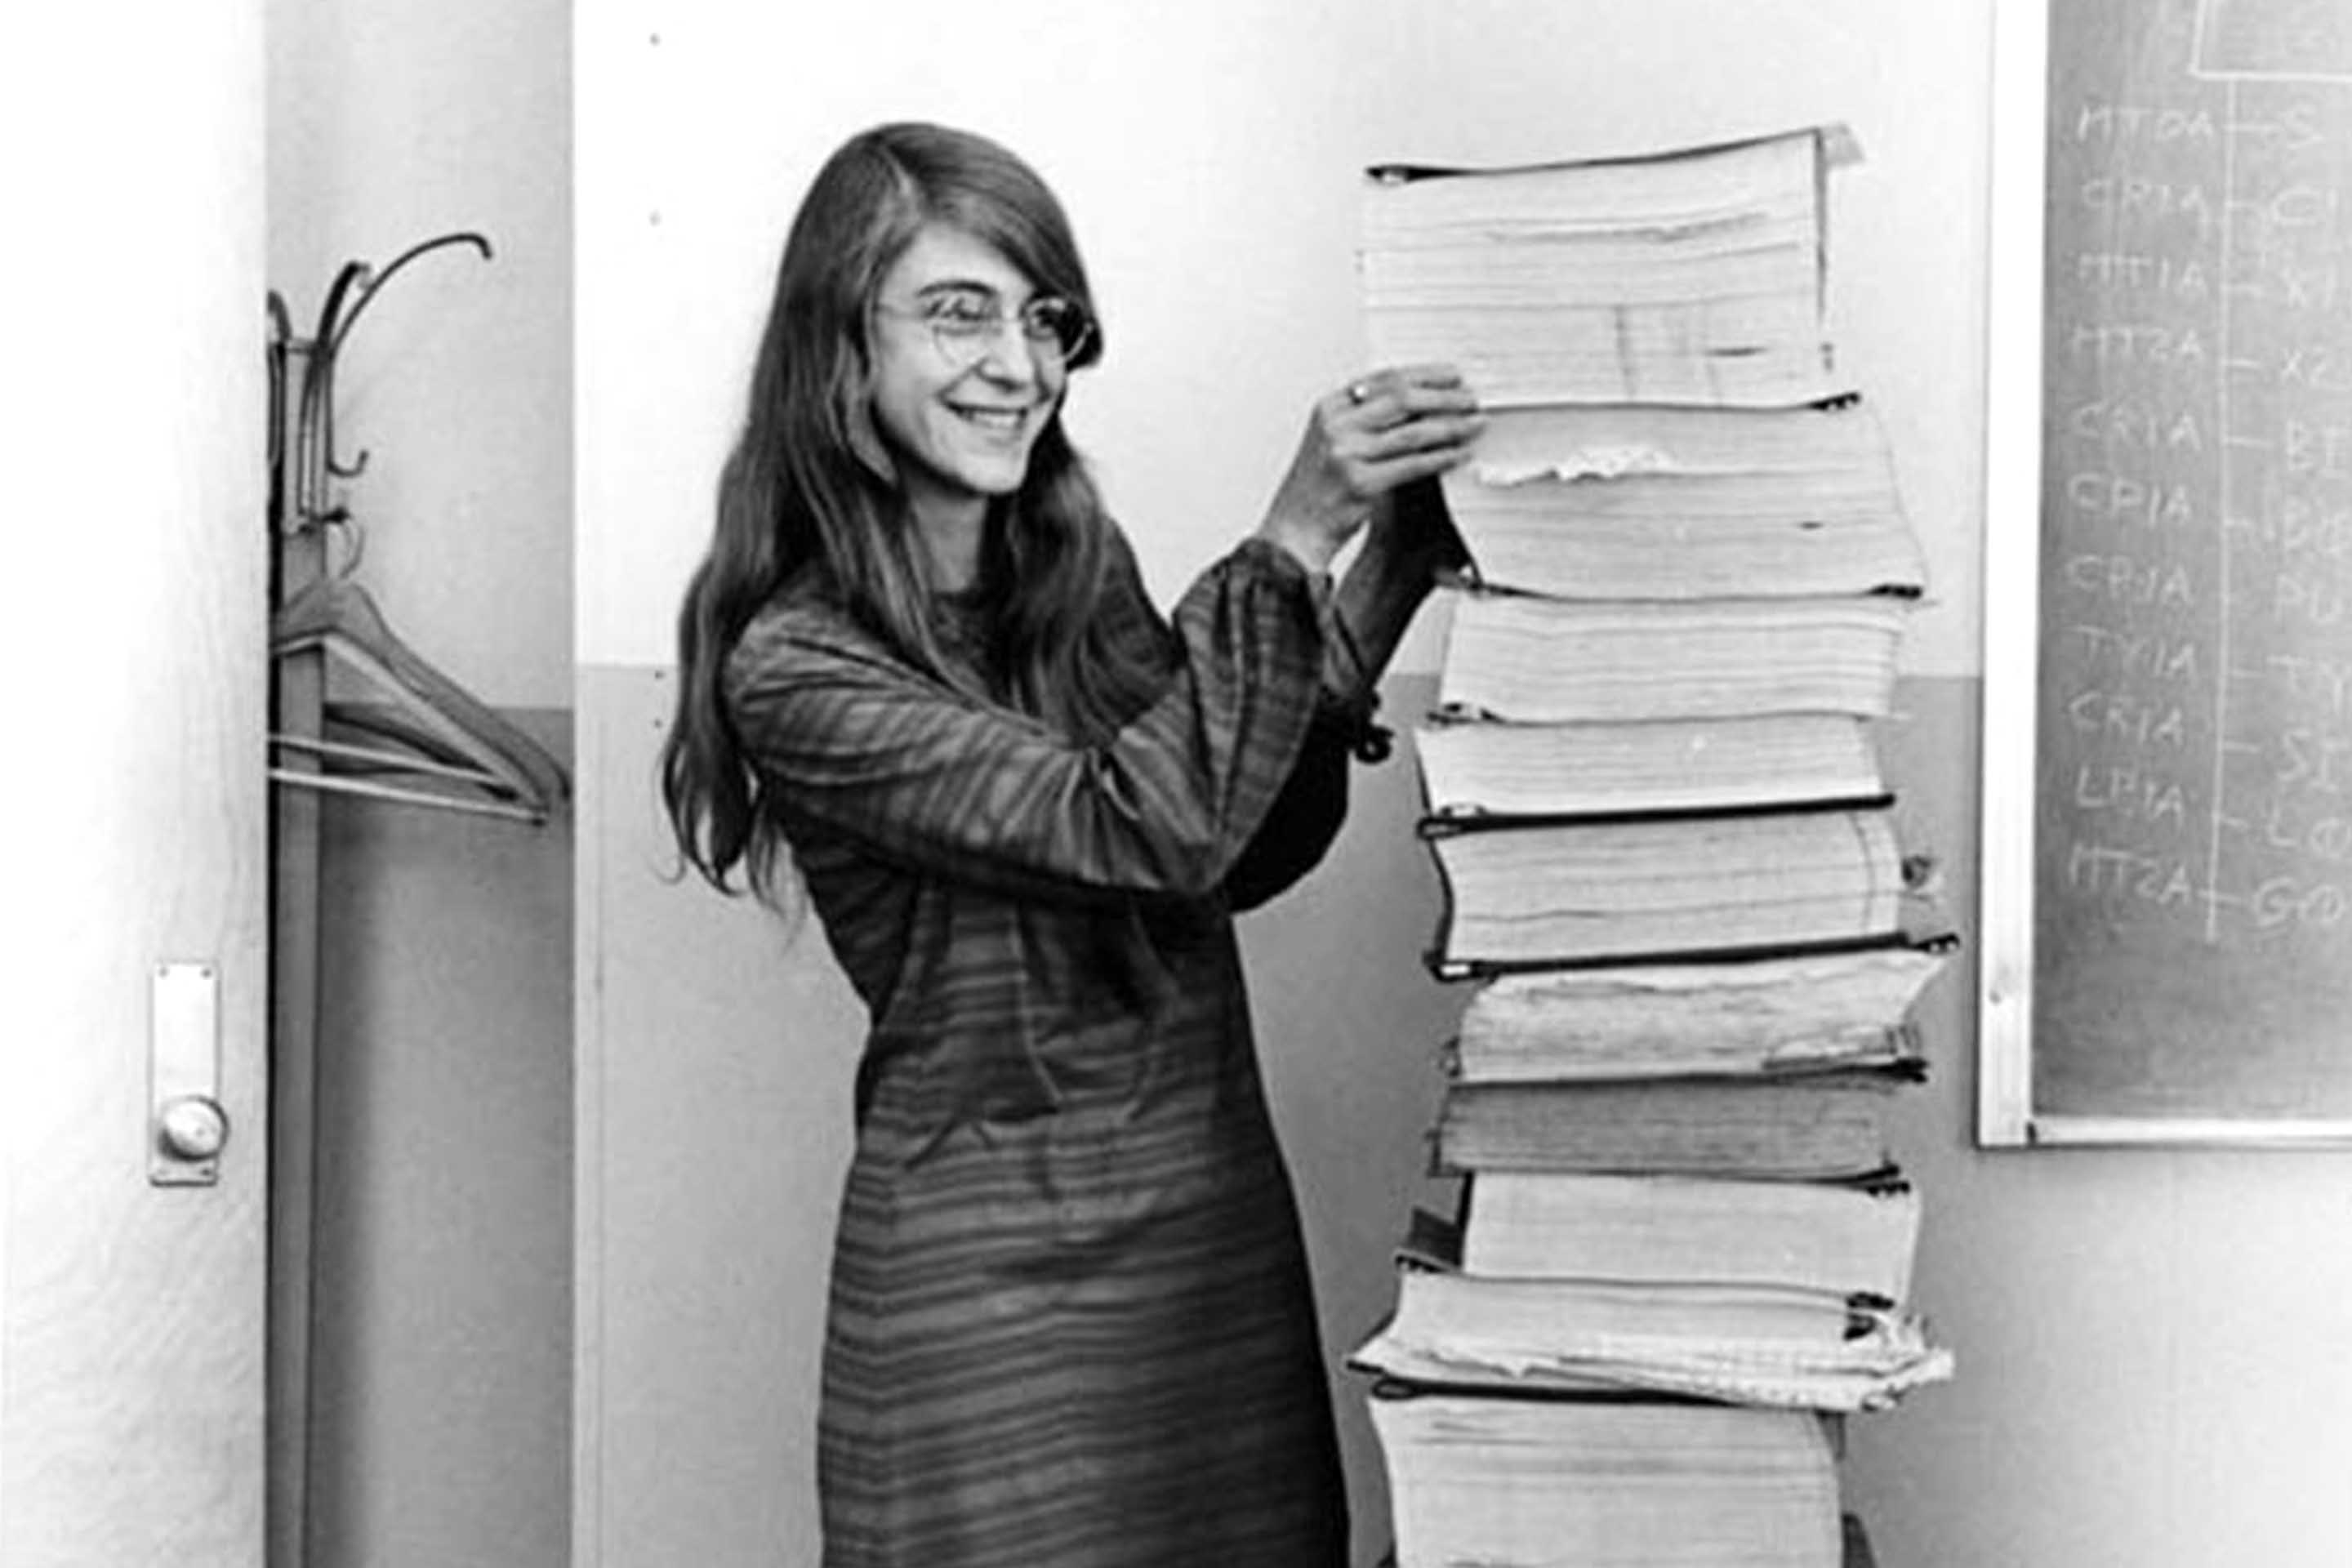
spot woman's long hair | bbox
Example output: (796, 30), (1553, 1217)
(662, 122), (1156, 902)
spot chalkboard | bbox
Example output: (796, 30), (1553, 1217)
(1982, 0), (2352, 1141)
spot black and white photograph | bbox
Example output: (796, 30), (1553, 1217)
(9, 2), (2352, 1565)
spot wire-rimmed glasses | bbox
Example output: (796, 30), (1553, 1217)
(875, 285), (1096, 369)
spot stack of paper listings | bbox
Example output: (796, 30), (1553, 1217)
(1352, 125), (1956, 1568)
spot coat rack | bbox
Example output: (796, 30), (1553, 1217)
(264, 230), (568, 1568)
(267, 230), (568, 824)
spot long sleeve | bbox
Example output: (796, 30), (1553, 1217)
(1222, 484), (1468, 910)
(1221, 711), (1352, 912)
(724, 537), (1330, 904)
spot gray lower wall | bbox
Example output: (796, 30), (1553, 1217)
(579, 669), (2352, 1567)
(308, 710), (572, 1568)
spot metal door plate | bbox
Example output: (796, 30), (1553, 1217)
(150, 960), (224, 1186)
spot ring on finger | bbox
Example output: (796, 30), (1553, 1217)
(1347, 381), (1372, 405)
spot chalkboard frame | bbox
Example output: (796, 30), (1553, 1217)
(1977, 0), (2352, 1148)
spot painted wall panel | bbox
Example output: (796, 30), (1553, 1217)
(576, 666), (860, 1568)
(308, 716), (574, 1568)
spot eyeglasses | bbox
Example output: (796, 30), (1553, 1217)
(875, 286), (1096, 368)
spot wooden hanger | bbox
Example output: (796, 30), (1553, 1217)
(270, 570), (568, 823)
(267, 231), (569, 826)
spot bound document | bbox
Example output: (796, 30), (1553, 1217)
(1361, 125), (1860, 409)
(1440, 401), (1925, 600)
(1415, 712), (1886, 822)
(1432, 1060), (1922, 1181)
(1459, 1168), (1922, 1304)
(1348, 1207), (1953, 1413)
(1451, 945), (1949, 1082)
(1367, 1388), (1846, 1568)
(1424, 804), (1925, 974)
(1435, 589), (1912, 724)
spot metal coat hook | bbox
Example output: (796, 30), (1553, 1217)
(267, 291), (294, 535)
(271, 230), (497, 535)
(324, 231), (494, 362)
(297, 261), (369, 523)
(308, 231), (495, 489)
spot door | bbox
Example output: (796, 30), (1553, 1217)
(1, 3), (270, 1564)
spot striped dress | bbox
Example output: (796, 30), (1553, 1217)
(724, 532), (1362, 1568)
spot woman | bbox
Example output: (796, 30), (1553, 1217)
(662, 121), (1482, 1568)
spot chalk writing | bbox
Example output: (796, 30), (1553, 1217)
(2074, 251), (2216, 297)
(2065, 843), (2200, 905)
(2074, 762), (2194, 824)
(2067, 323), (2215, 366)
(2079, 176), (2221, 232)
(2065, 472), (2201, 527)
(2247, 875), (2350, 929)
(2224, 345), (2352, 390)
(2264, 653), (2352, 716)
(2068, 401), (2207, 448)
(2281, 419), (2352, 478)
(2075, 102), (2223, 141)
(2067, 626), (2203, 681)
(2065, 688), (2192, 746)
(2274, 727), (2352, 791)
(2225, 494), (2352, 555)
(2273, 571), (2352, 624)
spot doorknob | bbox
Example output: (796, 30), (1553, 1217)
(158, 1094), (231, 1161)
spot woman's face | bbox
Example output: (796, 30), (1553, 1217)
(865, 222), (1072, 528)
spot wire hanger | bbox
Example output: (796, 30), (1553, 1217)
(268, 231), (570, 826)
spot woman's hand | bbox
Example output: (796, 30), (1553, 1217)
(1256, 363), (1484, 574)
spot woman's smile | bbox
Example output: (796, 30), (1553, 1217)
(943, 400), (1036, 437)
